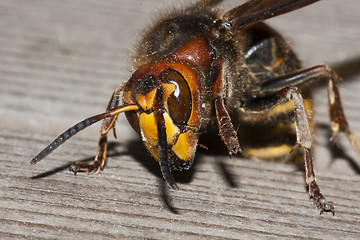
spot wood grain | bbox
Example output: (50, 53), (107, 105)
(1, 0), (360, 239)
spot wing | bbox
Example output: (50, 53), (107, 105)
(224, 0), (319, 30)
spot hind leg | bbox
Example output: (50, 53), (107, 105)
(326, 66), (360, 156)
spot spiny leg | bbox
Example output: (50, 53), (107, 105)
(214, 96), (241, 156)
(259, 64), (360, 159)
(251, 64), (360, 214)
(326, 66), (360, 157)
(280, 87), (334, 215)
(70, 85), (125, 175)
(211, 58), (241, 156)
(69, 135), (108, 175)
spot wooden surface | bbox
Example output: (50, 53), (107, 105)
(1, 0), (360, 239)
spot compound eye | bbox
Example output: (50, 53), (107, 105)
(160, 69), (191, 124)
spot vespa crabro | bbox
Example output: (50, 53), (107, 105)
(31, 0), (360, 215)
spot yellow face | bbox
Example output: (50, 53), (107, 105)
(138, 108), (198, 170)
(122, 62), (202, 170)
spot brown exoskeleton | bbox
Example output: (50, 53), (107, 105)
(31, 0), (360, 215)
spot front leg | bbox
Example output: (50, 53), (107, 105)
(214, 96), (241, 156)
(70, 85), (124, 175)
(211, 59), (241, 156)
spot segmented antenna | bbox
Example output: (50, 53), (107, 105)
(155, 86), (179, 190)
(30, 113), (107, 165)
(158, 113), (179, 190)
(30, 104), (139, 166)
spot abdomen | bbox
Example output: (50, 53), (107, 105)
(231, 23), (313, 161)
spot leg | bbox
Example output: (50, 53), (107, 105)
(280, 87), (335, 215)
(240, 64), (360, 214)
(260, 64), (360, 157)
(327, 67), (360, 157)
(70, 85), (124, 174)
(214, 96), (241, 156)
(212, 58), (242, 156)
(241, 84), (334, 214)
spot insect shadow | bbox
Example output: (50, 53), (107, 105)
(127, 139), (200, 214)
(128, 135), (243, 212)
(333, 57), (360, 81)
(316, 122), (360, 175)
(127, 137), (242, 212)
(30, 139), (199, 214)
(30, 142), (124, 179)
(198, 133), (240, 188)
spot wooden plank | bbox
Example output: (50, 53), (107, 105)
(1, 0), (360, 239)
